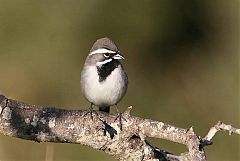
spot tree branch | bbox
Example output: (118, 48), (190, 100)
(201, 121), (240, 147)
(0, 95), (238, 161)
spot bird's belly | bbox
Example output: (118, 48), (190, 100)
(82, 66), (126, 107)
(87, 81), (122, 106)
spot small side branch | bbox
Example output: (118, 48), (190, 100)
(202, 121), (240, 147)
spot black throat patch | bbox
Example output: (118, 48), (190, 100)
(97, 59), (120, 82)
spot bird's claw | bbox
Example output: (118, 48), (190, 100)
(83, 103), (98, 120)
(114, 112), (127, 130)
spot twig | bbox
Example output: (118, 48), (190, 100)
(202, 121), (240, 147)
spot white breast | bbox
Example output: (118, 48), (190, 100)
(81, 65), (127, 107)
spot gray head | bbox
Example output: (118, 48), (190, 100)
(85, 37), (124, 66)
(90, 37), (118, 53)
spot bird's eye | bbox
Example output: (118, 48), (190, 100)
(104, 53), (110, 58)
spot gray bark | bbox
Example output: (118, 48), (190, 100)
(0, 95), (208, 161)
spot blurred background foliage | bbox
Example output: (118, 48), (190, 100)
(0, 0), (239, 161)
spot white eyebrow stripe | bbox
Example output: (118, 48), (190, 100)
(89, 48), (116, 56)
(96, 58), (113, 66)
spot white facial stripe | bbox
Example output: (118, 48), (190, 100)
(96, 58), (113, 66)
(113, 54), (124, 60)
(89, 48), (116, 56)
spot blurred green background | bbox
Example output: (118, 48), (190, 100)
(0, 0), (239, 161)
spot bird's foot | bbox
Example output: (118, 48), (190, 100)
(113, 112), (127, 131)
(113, 105), (127, 130)
(83, 103), (98, 120)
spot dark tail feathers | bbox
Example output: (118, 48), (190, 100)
(99, 106), (110, 113)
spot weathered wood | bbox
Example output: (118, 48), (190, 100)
(0, 95), (208, 161)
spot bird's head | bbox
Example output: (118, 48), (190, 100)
(86, 37), (124, 66)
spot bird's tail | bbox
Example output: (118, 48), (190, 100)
(99, 106), (110, 113)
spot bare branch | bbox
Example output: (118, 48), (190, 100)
(202, 121), (240, 146)
(1, 94), (230, 161)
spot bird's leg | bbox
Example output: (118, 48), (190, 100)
(113, 104), (126, 130)
(83, 103), (97, 120)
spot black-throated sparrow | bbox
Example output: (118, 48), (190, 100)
(80, 37), (128, 113)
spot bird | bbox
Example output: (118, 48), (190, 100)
(80, 37), (128, 113)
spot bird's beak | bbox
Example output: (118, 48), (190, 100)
(113, 53), (125, 60)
